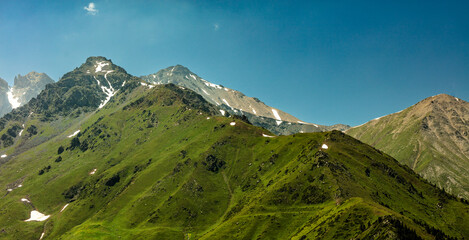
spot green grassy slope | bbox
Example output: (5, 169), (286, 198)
(0, 85), (468, 239)
(347, 94), (469, 199)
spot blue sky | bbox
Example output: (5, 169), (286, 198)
(1, 0), (468, 126)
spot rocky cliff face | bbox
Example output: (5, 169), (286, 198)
(347, 94), (469, 198)
(142, 65), (350, 135)
(0, 72), (55, 117)
(11, 72), (55, 107)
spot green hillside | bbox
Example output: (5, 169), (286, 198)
(0, 60), (468, 239)
(347, 94), (469, 199)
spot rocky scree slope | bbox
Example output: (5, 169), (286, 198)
(347, 94), (469, 199)
(0, 61), (467, 239)
(141, 65), (350, 135)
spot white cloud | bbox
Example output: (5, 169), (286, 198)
(213, 23), (220, 31)
(84, 2), (98, 15)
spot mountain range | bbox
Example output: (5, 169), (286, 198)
(0, 72), (54, 117)
(0, 57), (468, 239)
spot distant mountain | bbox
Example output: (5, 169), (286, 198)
(0, 78), (11, 117)
(141, 65), (350, 135)
(0, 72), (54, 117)
(347, 94), (469, 199)
(10, 72), (54, 108)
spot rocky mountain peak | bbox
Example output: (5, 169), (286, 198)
(73, 56), (129, 78)
(421, 93), (464, 105)
(86, 56), (111, 63)
(410, 94), (469, 119)
(14, 72), (54, 89)
(147, 65), (197, 82)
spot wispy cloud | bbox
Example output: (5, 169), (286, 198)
(84, 2), (98, 15)
(213, 23), (220, 31)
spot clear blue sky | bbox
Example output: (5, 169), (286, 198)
(1, 0), (468, 126)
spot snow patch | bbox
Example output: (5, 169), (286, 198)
(272, 109), (281, 120)
(169, 66), (176, 76)
(104, 70), (114, 81)
(99, 72), (118, 108)
(272, 109), (282, 125)
(7, 88), (21, 109)
(19, 130), (23, 136)
(313, 124), (319, 128)
(7, 189), (12, 192)
(203, 79), (223, 89)
(60, 204), (69, 212)
(95, 61), (110, 73)
(21, 198), (30, 203)
(39, 232), (45, 240)
(262, 134), (274, 138)
(24, 210), (50, 222)
(230, 122), (236, 126)
(122, 81), (126, 87)
(1, 154), (7, 158)
(276, 120), (282, 126)
(222, 99), (231, 107)
(141, 82), (154, 89)
(251, 108), (257, 115)
(299, 131), (304, 133)
(220, 109), (226, 116)
(94, 76), (101, 86)
(224, 88), (229, 92)
(202, 89), (210, 95)
(321, 144), (328, 149)
(18, 184), (22, 188)
(68, 130), (80, 138)
(189, 74), (197, 80)
(206, 117), (210, 120)
(89, 169), (97, 175)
